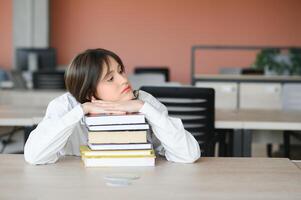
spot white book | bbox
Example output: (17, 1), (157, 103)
(88, 123), (149, 131)
(88, 143), (152, 150)
(85, 113), (145, 126)
(82, 156), (155, 167)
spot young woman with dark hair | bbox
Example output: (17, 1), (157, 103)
(24, 48), (200, 165)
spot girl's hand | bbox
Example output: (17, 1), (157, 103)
(90, 99), (144, 114)
(82, 102), (127, 115)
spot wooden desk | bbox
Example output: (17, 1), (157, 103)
(1, 89), (300, 130)
(1, 103), (301, 156)
(0, 89), (63, 126)
(216, 109), (301, 131)
(216, 109), (301, 157)
(0, 105), (45, 126)
(0, 155), (300, 199)
(194, 74), (301, 83)
(1, 90), (301, 157)
(3, 106), (301, 130)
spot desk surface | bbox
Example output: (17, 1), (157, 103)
(0, 105), (45, 126)
(216, 109), (301, 130)
(0, 155), (301, 200)
(194, 74), (301, 83)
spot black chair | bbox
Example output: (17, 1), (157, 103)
(134, 67), (170, 82)
(33, 71), (65, 89)
(140, 86), (216, 156)
(241, 68), (264, 75)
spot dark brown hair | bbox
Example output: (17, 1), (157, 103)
(65, 48), (125, 103)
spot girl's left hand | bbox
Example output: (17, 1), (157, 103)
(91, 99), (145, 113)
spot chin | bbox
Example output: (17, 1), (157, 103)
(121, 91), (135, 101)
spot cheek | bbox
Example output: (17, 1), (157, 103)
(97, 85), (120, 101)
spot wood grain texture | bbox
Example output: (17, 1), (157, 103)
(0, 155), (300, 200)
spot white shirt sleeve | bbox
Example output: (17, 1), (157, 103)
(24, 96), (84, 165)
(139, 91), (201, 163)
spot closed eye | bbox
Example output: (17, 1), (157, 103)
(118, 67), (124, 74)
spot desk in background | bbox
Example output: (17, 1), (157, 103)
(0, 155), (300, 199)
(216, 109), (301, 157)
(0, 89), (64, 144)
(2, 90), (301, 157)
(2, 105), (301, 156)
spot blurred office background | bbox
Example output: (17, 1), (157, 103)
(1, 0), (301, 82)
(1, 0), (301, 158)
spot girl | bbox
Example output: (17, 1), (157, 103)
(24, 48), (200, 165)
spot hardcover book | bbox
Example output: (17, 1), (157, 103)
(80, 146), (154, 157)
(88, 143), (152, 150)
(88, 123), (149, 131)
(82, 156), (155, 167)
(85, 113), (145, 126)
(88, 130), (147, 144)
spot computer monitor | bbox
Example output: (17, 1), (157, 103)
(16, 48), (57, 71)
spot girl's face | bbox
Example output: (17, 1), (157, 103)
(95, 57), (134, 101)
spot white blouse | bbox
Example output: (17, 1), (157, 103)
(24, 90), (201, 165)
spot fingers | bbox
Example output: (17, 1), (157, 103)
(90, 102), (123, 112)
(92, 99), (113, 104)
(92, 103), (119, 111)
(102, 110), (126, 115)
(89, 109), (126, 115)
(90, 100), (135, 112)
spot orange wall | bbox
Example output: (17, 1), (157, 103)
(1, 0), (299, 83)
(0, 0), (12, 70)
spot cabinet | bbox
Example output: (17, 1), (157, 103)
(240, 83), (282, 110)
(195, 81), (238, 110)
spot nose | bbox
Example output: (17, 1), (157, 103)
(117, 72), (128, 85)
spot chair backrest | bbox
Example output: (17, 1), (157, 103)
(33, 71), (65, 89)
(140, 86), (215, 156)
(134, 67), (170, 82)
(282, 83), (301, 111)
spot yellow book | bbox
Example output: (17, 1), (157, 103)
(80, 146), (155, 158)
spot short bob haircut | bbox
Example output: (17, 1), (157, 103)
(65, 48), (125, 104)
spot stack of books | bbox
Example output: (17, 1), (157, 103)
(80, 113), (155, 167)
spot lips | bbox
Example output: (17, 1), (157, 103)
(121, 86), (132, 93)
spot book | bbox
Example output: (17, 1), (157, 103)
(88, 123), (149, 131)
(81, 156), (155, 167)
(88, 130), (147, 144)
(88, 143), (152, 150)
(85, 113), (145, 126)
(80, 146), (154, 157)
